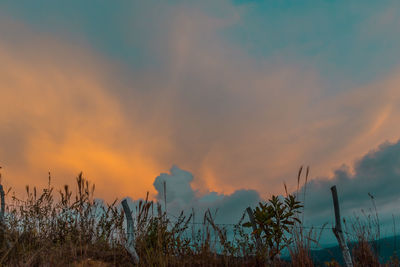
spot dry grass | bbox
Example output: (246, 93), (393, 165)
(0, 172), (398, 266)
(0, 173), (131, 266)
(352, 238), (380, 267)
(0, 173), (265, 266)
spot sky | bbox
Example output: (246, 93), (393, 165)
(1, 1), (400, 242)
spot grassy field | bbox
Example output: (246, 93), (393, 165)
(0, 172), (396, 266)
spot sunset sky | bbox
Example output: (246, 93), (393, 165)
(1, 0), (400, 226)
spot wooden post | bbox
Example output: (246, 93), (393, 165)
(331, 186), (353, 267)
(0, 178), (5, 246)
(0, 168), (4, 222)
(0, 184), (4, 222)
(122, 199), (139, 264)
(192, 208), (195, 242)
(246, 207), (262, 250)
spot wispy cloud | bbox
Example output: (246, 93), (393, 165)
(1, 1), (400, 206)
(0, 17), (166, 200)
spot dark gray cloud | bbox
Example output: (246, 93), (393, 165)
(127, 165), (261, 225)
(125, 139), (400, 245)
(300, 140), (400, 243)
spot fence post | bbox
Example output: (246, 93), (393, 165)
(0, 169), (5, 246)
(121, 199), (139, 265)
(246, 207), (262, 250)
(331, 185), (353, 267)
(0, 184), (4, 222)
(0, 168), (4, 221)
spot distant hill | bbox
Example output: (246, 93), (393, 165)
(306, 235), (400, 265)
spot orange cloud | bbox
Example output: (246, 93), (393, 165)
(0, 18), (171, 201)
(1, 7), (400, 204)
(153, 7), (400, 196)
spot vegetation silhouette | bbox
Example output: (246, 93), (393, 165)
(0, 169), (397, 266)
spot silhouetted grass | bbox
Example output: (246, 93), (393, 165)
(0, 171), (398, 266)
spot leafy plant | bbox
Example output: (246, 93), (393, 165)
(244, 194), (303, 260)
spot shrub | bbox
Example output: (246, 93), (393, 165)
(244, 194), (303, 261)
